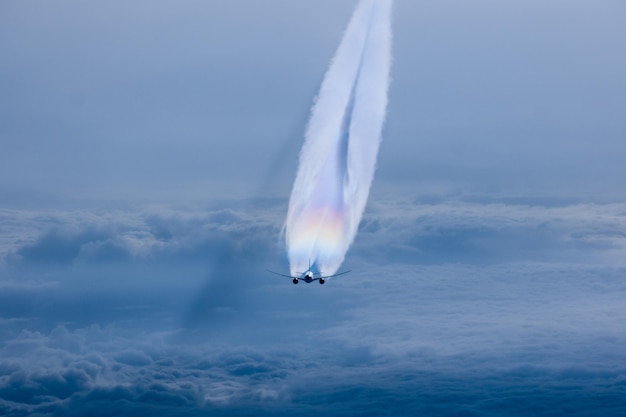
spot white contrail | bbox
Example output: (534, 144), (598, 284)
(285, 0), (392, 277)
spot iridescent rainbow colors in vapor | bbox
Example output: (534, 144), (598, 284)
(285, 0), (392, 277)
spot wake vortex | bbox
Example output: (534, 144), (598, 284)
(285, 0), (392, 277)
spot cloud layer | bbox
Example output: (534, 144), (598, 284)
(1, 199), (626, 416)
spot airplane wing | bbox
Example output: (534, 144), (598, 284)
(266, 269), (352, 280)
(318, 270), (352, 279)
(266, 269), (297, 279)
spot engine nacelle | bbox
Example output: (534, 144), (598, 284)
(292, 278), (299, 284)
(319, 278), (325, 285)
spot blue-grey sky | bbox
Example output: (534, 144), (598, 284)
(1, 1), (626, 416)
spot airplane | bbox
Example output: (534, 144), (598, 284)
(266, 261), (351, 285)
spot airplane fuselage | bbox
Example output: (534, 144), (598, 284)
(292, 271), (324, 285)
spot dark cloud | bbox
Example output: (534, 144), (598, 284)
(352, 200), (626, 266)
(16, 228), (128, 265)
(1, 206), (282, 267)
(1, 320), (625, 417)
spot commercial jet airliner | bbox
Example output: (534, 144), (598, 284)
(266, 262), (351, 285)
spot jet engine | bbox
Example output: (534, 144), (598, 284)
(292, 278), (298, 284)
(319, 278), (325, 285)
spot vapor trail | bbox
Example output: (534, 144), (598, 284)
(285, 0), (392, 277)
